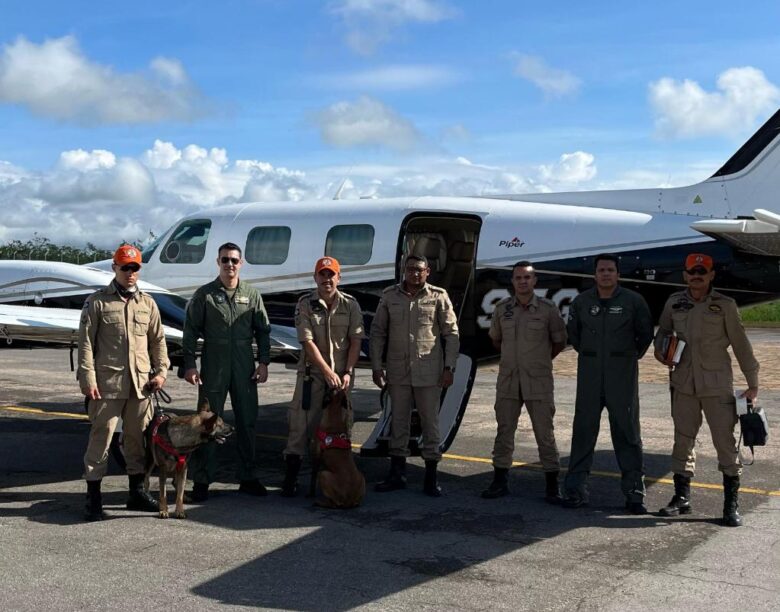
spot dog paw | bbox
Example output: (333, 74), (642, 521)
(159, 511), (169, 519)
(174, 511), (187, 519)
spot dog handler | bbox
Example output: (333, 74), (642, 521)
(281, 256), (364, 496)
(654, 253), (759, 526)
(78, 244), (169, 521)
(371, 254), (460, 496)
(183, 242), (271, 501)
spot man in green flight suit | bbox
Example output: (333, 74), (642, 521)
(563, 253), (654, 513)
(183, 242), (271, 501)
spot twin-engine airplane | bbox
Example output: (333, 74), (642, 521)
(3, 108), (780, 455)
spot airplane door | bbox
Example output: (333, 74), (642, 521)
(361, 213), (481, 457)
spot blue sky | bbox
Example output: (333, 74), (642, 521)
(1, 1), (780, 246)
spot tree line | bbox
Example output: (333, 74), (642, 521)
(0, 234), (141, 264)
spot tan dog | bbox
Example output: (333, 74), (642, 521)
(310, 389), (366, 509)
(144, 398), (233, 519)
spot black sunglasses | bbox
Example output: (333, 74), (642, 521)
(220, 256), (240, 265)
(685, 266), (709, 276)
(119, 264), (141, 272)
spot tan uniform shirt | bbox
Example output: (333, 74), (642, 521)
(370, 283), (460, 386)
(490, 294), (566, 401)
(77, 283), (169, 399)
(654, 289), (759, 397)
(295, 289), (364, 375)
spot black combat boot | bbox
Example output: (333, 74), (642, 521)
(281, 454), (302, 497)
(375, 456), (407, 492)
(544, 471), (563, 504)
(723, 474), (743, 527)
(126, 473), (160, 512)
(659, 474), (692, 517)
(481, 467), (509, 499)
(423, 460), (442, 497)
(84, 479), (106, 522)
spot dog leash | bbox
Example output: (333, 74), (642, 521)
(150, 387), (172, 416)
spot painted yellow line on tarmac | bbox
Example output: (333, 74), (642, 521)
(3, 404), (778, 497)
(1, 405), (89, 420)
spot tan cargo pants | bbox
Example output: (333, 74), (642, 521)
(671, 390), (741, 477)
(492, 397), (560, 470)
(388, 384), (442, 461)
(84, 396), (152, 480)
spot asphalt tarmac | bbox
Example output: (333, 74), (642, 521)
(1, 338), (778, 611)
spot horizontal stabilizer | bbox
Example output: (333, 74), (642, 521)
(691, 209), (780, 256)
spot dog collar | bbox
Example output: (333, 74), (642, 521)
(315, 428), (351, 450)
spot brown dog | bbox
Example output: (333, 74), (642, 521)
(310, 389), (366, 509)
(144, 398), (233, 519)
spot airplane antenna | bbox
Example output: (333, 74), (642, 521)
(333, 178), (348, 200)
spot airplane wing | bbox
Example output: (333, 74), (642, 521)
(0, 304), (184, 346)
(0, 304), (301, 361)
(691, 208), (780, 257)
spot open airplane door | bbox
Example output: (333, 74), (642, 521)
(361, 213), (481, 457)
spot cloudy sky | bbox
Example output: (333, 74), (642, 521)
(2, 1), (780, 247)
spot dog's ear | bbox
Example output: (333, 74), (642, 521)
(203, 412), (218, 432)
(197, 396), (211, 413)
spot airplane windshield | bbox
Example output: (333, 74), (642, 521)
(141, 225), (173, 263)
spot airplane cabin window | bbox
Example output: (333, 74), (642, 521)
(245, 226), (292, 265)
(325, 224), (374, 265)
(159, 219), (212, 264)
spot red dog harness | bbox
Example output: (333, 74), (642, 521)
(315, 428), (351, 451)
(151, 414), (189, 472)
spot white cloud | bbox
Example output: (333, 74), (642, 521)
(314, 96), (424, 151)
(0, 35), (208, 124)
(538, 151), (596, 184)
(511, 54), (581, 98)
(649, 66), (780, 138)
(318, 64), (460, 91)
(329, 0), (456, 55)
(58, 149), (116, 172)
(0, 142), (315, 247)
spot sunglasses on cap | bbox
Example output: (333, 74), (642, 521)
(220, 256), (240, 265)
(685, 266), (709, 276)
(119, 263), (141, 272)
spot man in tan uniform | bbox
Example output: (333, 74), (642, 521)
(654, 253), (759, 527)
(370, 255), (460, 496)
(281, 256), (364, 497)
(78, 244), (169, 521)
(482, 261), (567, 503)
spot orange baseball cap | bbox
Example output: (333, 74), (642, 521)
(113, 244), (142, 266)
(315, 256), (340, 274)
(685, 253), (713, 271)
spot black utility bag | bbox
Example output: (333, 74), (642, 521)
(739, 401), (769, 465)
